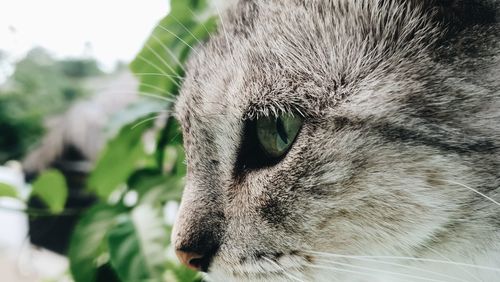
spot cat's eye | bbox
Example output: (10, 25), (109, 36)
(234, 113), (303, 174)
(256, 115), (303, 158)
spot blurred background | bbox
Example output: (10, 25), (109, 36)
(0, 0), (219, 281)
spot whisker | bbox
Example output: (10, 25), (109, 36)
(144, 42), (180, 78)
(138, 92), (176, 103)
(187, 7), (211, 35)
(312, 253), (468, 282)
(423, 245), (482, 282)
(136, 55), (181, 88)
(438, 179), (500, 207)
(306, 251), (500, 273)
(171, 15), (204, 46)
(93, 81), (178, 97)
(134, 72), (185, 80)
(314, 259), (448, 282)
(307, 263), (385, 281)
(137, 82), (178, 97)
(135, 73), (229, 97)
(140, 44), (183, 87)
(97, 90), (176, 103)
(149, 33), (187, 73)
(131, 115), (163, 130)
(156, 24), (200, 55)
(262, 257), (304, 282)
(186, 6), (226, 57)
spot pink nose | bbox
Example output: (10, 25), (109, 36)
(175, 250), (206, 271)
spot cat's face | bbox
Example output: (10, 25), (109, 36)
(172, 0), (499, 281)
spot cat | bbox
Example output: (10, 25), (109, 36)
(171, 0), (500, 281)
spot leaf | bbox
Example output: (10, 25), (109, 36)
(88, 117), (154, 200)
(106, 98), (169, 138)
(132, 172), (186, 205)
(68, 204), (125, 282)
(165, 261), (202, 282)
(0, 182), (18, 199)
(107, 205), (168, 282)
(128, 146), (186, 205)
(130, 0), (217, 97)
(31, 169), (68, 213)
(156, 117), (183, 169)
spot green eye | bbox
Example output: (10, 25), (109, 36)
(255, 114), (303, 158)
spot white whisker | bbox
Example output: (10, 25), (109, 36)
(136, 55), (181, 88)
(97, 90), (176, 103)
(149, 33), (187, 73)
(137, 82), (177, 97)
(171, 15), (204, 46)
(138, 92), (176, 103)
(156, 24), (199, 55)
(439, 179), (500, 207)
(262, 257), (304, 282)
(307, 263), (387, 281)
(131, 115), (163, 130)
(306, 251), (500, 273)
(313, 253), (468, 282)
(186, 6), (226, 57)
(423, 245), (482, 282)
(134, 72), (184, 80)
(314, 259), (448, 282)
(187, 7), (211, 35)
(141, 44), (182, 86)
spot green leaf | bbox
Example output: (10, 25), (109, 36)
(31, 169), (68, 213)
(68, 204), (125, 282)
(164, 260), (201, 282)
(132, 173), (185, 205)
(130, 0), (217, 98)
(156, 117), (183, 169)
(127, 146), (186, 205)
(106, 98), (169, 138)
(0, 182), (18, 199)
(88, 117), (154, 200)
(107, 205), (168, 282)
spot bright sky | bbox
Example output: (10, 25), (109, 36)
(0, 0), (170, 72)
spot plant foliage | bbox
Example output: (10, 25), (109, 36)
(67, 0), (218, 281)
(0, 48), (101, 163)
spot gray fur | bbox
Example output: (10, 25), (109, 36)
(172, 0), (500, 281)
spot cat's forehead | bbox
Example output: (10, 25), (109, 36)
(174, 2), (334, 126)
(176, 40), (335, 128)
(176, 0), (435, 128)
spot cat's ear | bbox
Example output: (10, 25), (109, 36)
(418, 0), (497, 28)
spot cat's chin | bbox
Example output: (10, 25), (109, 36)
(204, 269), (308, 282)
(205, 254), (312, 282)
(205, 266), (383, 282)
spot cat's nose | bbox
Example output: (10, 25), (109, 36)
(174, 229), (220, 272)
(172, 185), (224, 273)
(175, 250), (209, 271)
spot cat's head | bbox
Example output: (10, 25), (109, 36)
(171, 0), (499, 281)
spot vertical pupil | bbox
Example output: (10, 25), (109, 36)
(276, 118), (288, 144)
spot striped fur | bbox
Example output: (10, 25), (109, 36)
(172, 1), (500, 281)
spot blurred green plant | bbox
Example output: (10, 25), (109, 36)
(0, 48), (102, 163)
(0, 169), (69, 217)
(0, 0), (217, 280)
(31, 169), (68, 214)
(66, 0), (218, 281)
(0, 182), (18, 198)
